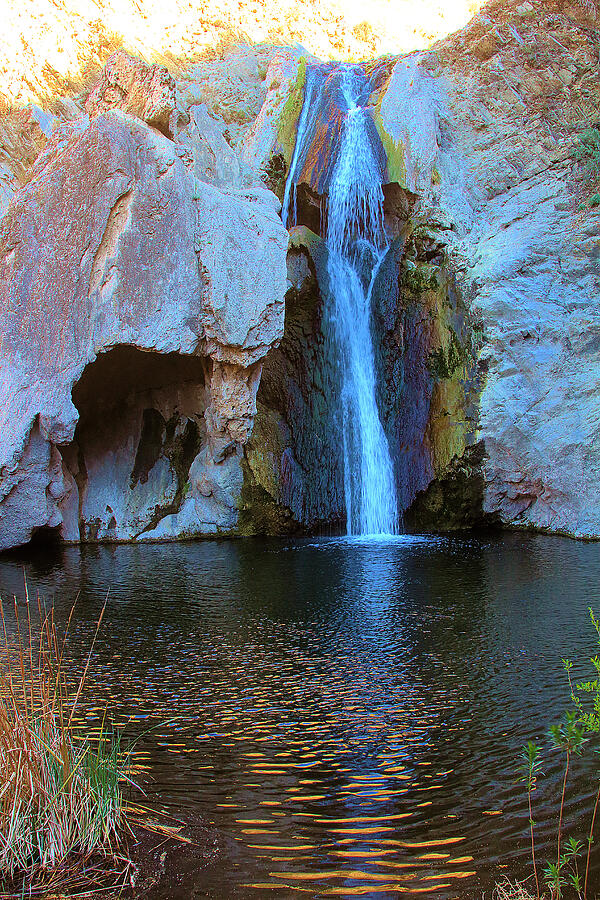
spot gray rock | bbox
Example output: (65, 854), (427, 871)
(376, 5), (600, 538)
(0, 105), (287, 549)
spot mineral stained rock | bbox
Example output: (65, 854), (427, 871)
(3, 0), (600, 546)
(373, 0), (600, 537)
(0, 89), (287, 549)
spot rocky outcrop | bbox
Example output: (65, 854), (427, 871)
(241, 227), (346, 533)
(3, 0), (483, 110)
(84, 50), (178, 137)
(3, 0), (600, 545)
(0, 59), (288, 550)
(374, 0), (600, 537)
(0, 104), (62, 217)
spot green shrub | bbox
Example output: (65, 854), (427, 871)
(507, 608), (600, 899)
(573, 127), (600, 176)
(573, 128), (600, 210)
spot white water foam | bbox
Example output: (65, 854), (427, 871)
(325, 66), (398, 535)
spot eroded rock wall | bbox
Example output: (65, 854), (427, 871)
(243, 61), (487, 534)
(241, 227), (346, 534)
(0, 55), (288, 550)
(3, 0), (600, 544)
(374, 0), (600, 536)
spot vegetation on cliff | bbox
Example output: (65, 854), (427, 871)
(573, 126), (600, 208)
(276, 55), (307, 166)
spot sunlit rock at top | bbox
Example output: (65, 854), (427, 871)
(1, 0), (486, 106)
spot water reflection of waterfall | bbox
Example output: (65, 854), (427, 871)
(283, 63), (398, 536)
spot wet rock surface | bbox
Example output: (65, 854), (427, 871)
(243, 0), (600, 537)
(367, 0), (600, 536)
(241, 228), (345, 533)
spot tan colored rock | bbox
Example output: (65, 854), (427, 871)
(85, 50), (177, 136)
(2, 0), (491, 110)
(205, 361), (262, 460)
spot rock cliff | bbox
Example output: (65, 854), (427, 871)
(240, 0), (600, 539)
(0, 54), (287, 549)
(381, 0), (600, 538)
(2, 0), (600, 547)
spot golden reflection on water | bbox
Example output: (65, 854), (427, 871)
(11, 534), (592, 898)
(74, 706), (478, 897)
(73, 661), (477, 897)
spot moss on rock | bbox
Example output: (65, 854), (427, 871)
(238, 402), (300, 536)
(376, 221), (485, 517)
(276, 56), (307, 167)
(399, 260), (439, 298)
(373, 91), (408, 187)
(238, 466), (299, 536)
(405, 441), (497, 532)
(427, 327), (466, 380)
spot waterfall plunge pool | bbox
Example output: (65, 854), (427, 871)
(1, 533), (599, 898)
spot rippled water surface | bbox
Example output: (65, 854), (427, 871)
(2, 533), (600, 898)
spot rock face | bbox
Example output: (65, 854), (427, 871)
(0, 65), (288, 550)
(3, 0), (600, 547)
(84, 51), (178, 137)
(241, 228), (346, 534)
(241, 0), (600, 539)
(374, 0), (600, 537)
(0, 103), (61, 217)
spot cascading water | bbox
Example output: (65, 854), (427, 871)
(325, 66), (397, 536)
(282, 67), (327, 229)
(284, 63), (398, 536)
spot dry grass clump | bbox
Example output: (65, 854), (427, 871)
(0, 595), (134, 895)
(493, 877), (540, 900)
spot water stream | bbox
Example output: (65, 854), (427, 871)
(284, 63), (398, 536)
(281, 66), (328, 230)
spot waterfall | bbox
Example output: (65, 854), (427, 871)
(282, 67), (329, 229)
(284, 63), (398, 536)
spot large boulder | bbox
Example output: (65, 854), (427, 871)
(0, 105), (287, 549)
(85, 50), (177, 136)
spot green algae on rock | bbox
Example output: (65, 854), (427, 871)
(276, 56), (307, 166)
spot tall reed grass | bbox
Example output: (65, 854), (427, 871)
(0, 593), (133, 893)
